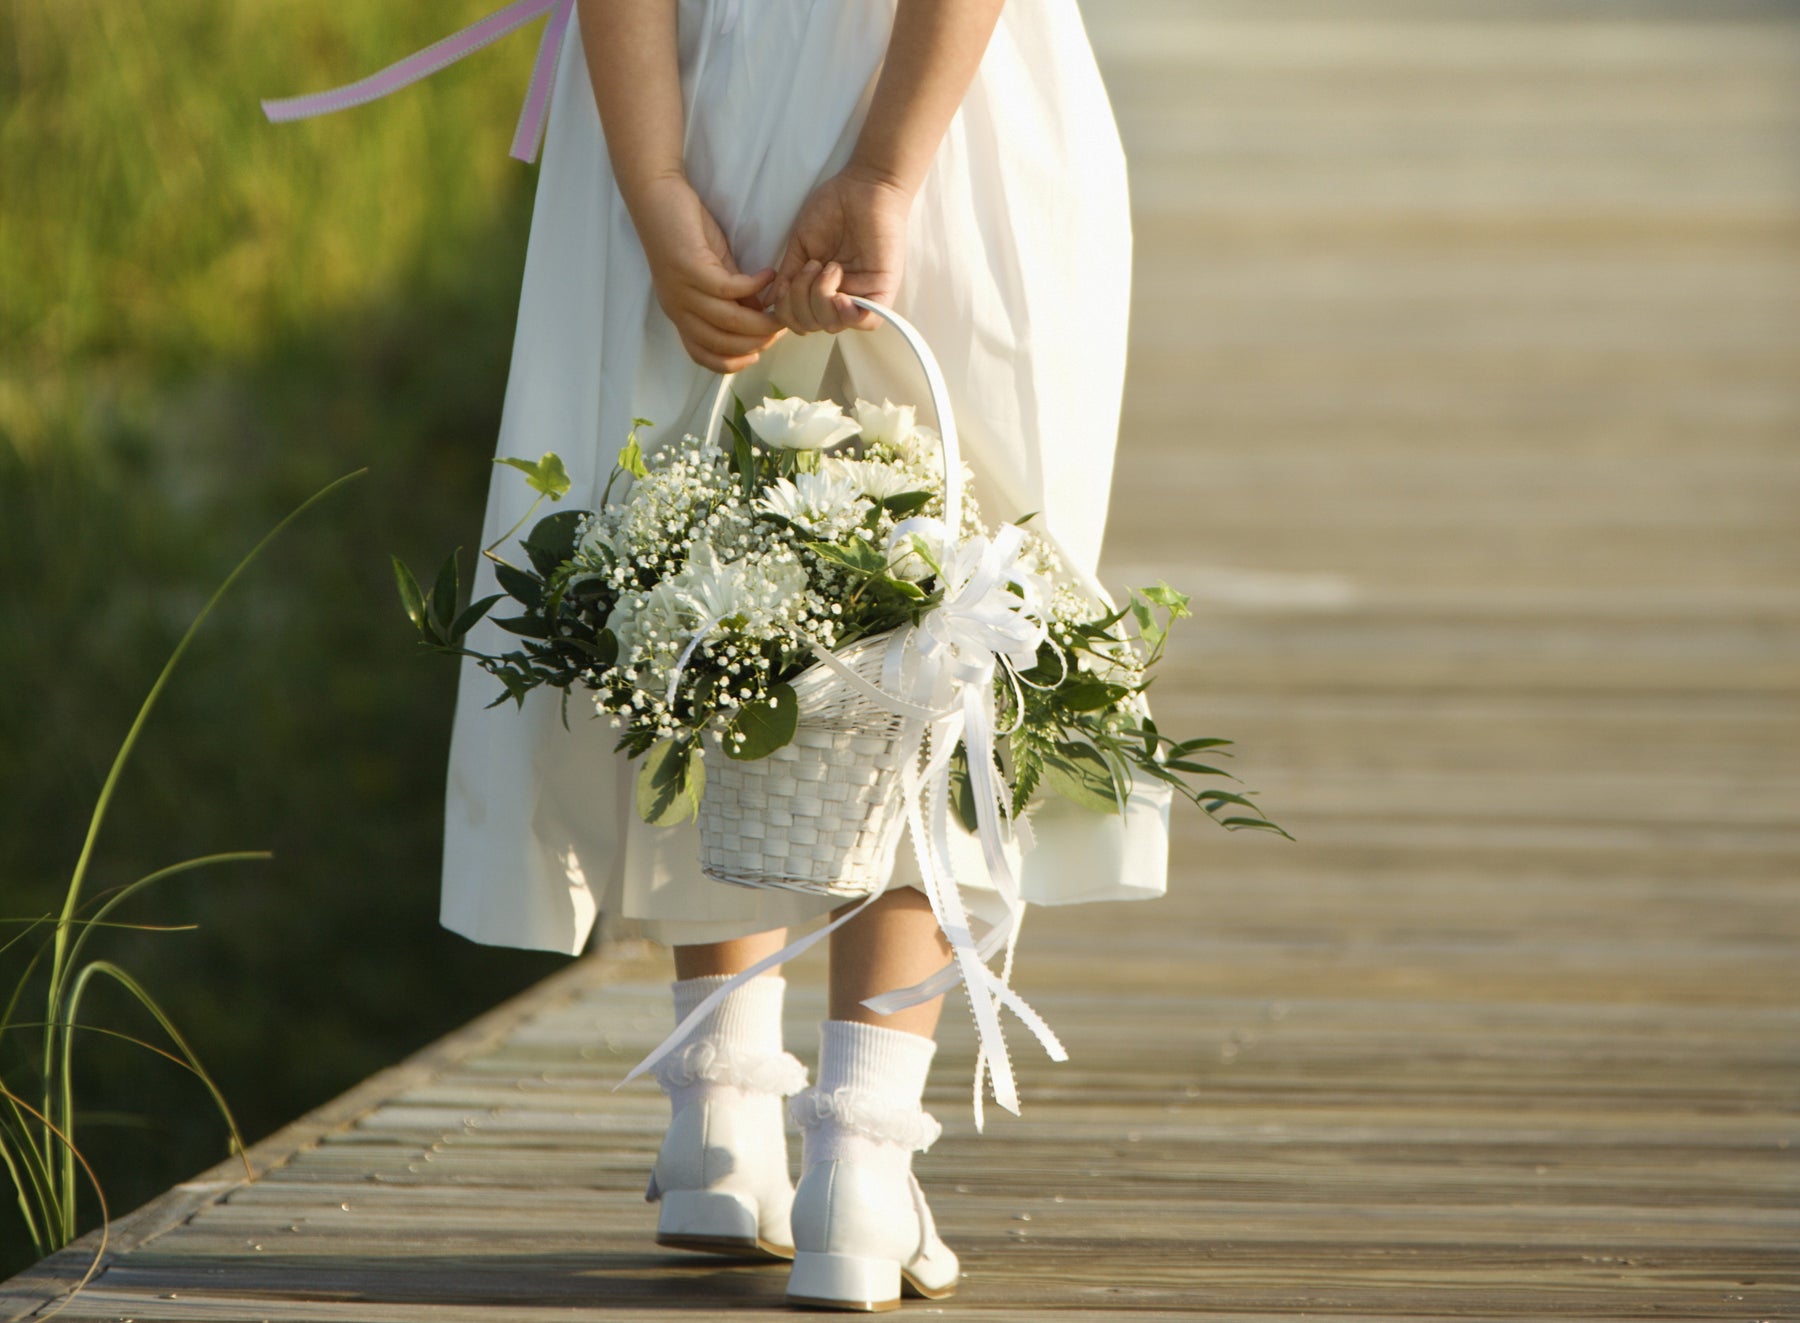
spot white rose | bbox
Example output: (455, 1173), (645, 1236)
(886, 515), (957, 583)
(746, 397), (861, 451)
(854, 397), (918, 447)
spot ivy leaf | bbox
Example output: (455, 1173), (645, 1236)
(1130, 595), (1163, 653)
(495, 451), (573, 499)
(1140, 581), (1192, 618)
(524, 509), (585, 576)
(617, 421), (653, 481)
(725, 684), (799, 760)
(636, 738), (704, 825)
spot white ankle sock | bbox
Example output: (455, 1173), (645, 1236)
(793, 1020), (942, 1175)
(658, 974), (806, 1114)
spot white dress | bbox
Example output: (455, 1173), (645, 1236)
(441, 0), (1170, 956)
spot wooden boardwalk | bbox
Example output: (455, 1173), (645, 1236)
(6, 1), (1798, 1318)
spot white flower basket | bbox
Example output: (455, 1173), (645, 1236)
(693, 298), (963, 900)
(698, 629), (912, 899)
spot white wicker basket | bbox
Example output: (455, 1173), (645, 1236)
(697, 630), (913, 899)
(693, 298), (963, 900)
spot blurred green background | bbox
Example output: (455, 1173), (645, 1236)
(1, 0), (576, 1274)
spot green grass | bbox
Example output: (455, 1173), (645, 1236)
(1, 0), (578, 1274)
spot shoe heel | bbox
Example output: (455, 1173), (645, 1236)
(786, 1251), (902, 1312)
(656, 1189), (778, 1258)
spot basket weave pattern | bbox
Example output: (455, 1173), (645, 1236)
(698, 631), (913, 899)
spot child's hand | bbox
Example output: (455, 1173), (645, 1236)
(770, 169), (911, 334)
(634, 174), (784, 372)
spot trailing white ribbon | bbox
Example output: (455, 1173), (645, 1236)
(618, 522), (1068, 1125)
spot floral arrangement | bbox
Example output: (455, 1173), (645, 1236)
(396, 394), (1285, 839)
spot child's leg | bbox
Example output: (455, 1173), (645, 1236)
(673, 928), (790, 979)
(827, 887), (951, 1037)
(651, 927), (804, 1260)
(786, 889), (960, 1308)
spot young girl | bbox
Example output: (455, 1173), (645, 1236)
(403, 0), (1161, 1310)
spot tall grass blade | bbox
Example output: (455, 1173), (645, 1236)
(0, 1084), (109, 1316)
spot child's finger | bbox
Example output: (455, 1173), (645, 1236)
(691, 294), (783, 341)
(685, 319), (782, 360)
(806, 262), (843, 332)
(833, 291), (881, 332)
(779, 261), (826, 334)
(701, 263), (779, 304)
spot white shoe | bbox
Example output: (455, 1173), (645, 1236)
(648, 975), (806, 1261)
(786, 1160), (959, 1310)
(784, 1021), (959, 1311)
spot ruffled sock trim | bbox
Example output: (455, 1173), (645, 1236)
(789, 1084), (943, 1154)
(653, 1040), (810, 1098)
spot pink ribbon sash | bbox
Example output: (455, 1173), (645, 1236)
(261, 0), (575, 163)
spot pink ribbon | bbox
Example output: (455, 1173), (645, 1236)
(261, 0), (575, 164)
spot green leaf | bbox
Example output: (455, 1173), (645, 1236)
(1056, 677), (1131, 712)
(491, 561), (544, 609)
(734, 426), (756, 502)
(1042, 741), (1121, 815)
(636, 738), (704, 825)
(1129, 596), (1163, 652)
(1008, 719), (1051, 816)
(1198, 790), (1262, 811)
(1165, 759), (1232, 778)
(429, 551), (460, 634)
(1139, 581), (1193, 618)
(1220, 816), (1295, 839)
(392, 557), (428, 634)
(880, 491), (933, 517)
(617, 423), (652, 480)
(808, 539), (888, 577)
(449, 594), (504, 642)
(1171, 737), (1233, 754)
(947, 744), (980, 833)
(524, 509), (585, 576)
(493, 613), (552, 640)
(494, 452), (573, 499)
(725, 683), (799, 760)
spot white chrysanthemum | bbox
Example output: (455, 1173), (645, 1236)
(669, 540), (807, 631)
(756, 473), (873, 537)
(821, 457), (923, 502)
(746, 397), (861, 451)
(854, 397), (918, 447)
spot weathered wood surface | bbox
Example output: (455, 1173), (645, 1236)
(5, 1), (1797, 1318)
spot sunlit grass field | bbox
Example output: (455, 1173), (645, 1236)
(1, 0), (580, 1273)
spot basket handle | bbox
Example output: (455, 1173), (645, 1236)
(700, 297), (963, 533)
